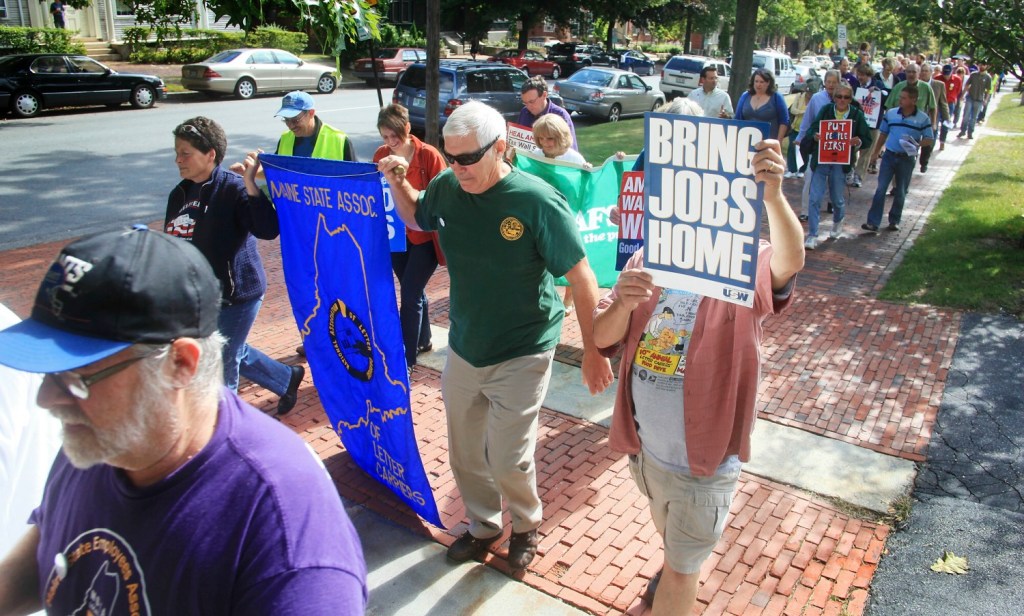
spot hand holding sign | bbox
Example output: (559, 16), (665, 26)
(613, 269), (655, 312)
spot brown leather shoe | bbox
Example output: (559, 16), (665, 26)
(508, 529), (539, 570)
(446, 531), (500, 563)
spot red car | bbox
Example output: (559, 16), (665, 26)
(488, 49), (561, 79)
(353, 47), (426, 85)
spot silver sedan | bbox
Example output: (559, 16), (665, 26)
(552, 67), (664, 122)
(181, 48), (337, 100)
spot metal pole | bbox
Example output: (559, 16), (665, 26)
(369, 38), (384, 108)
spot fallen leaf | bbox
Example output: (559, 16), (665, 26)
(930, 551), (969, 575)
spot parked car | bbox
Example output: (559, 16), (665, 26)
(791, 64), (820, 93)
(392, 60), (564, 132)
(589, 48), (628, 66)
(552, 66), (664, 122)
(615, 50), (657, 76)
(815, 55), (832, 70)
(181, 48), (337, 100)
(547, 43), (591, 77)
(488, 48), (561, 78)
(659, 54), (731, 99)
(751, 50), (797, 93)
(797, 56), (819, 69)
(354, 47), (426, 85)
(0, 53), (165, 118)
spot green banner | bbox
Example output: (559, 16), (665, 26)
(513, 150), (638, 287)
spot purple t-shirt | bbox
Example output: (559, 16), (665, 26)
(31, 389), (367, 615)
(516, 100), (579, 151)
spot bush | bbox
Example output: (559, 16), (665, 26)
(122, 26), (305, 64)
(0, 26), (84, 55)
(244, 26), (307, 55)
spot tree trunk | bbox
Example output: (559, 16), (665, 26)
(606, 20), (615, 51)
(426, 0), (441, 147)
(684, 9), (693, 55)
(729, 0), (759, 106)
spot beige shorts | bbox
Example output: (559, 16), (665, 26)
(628, 449), (740, 574)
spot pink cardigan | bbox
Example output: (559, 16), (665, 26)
(596, 242), (794, 476)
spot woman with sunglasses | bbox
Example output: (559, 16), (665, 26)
(802, 82), (873, 249)
(735, 68), (790, 142)
(373, 104), (447, 372)
(165, 117), (305, 414)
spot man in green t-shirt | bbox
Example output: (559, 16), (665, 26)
(379, 101), (614, 571)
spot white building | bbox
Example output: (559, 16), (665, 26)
(0, 0), (237, 43)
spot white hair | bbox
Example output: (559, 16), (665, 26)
(657, 98), (704, 117)
(136, 333), (225, 404)
(442, 101), (506, 148)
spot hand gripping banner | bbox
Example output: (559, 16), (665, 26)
(259, 153), (443, 528)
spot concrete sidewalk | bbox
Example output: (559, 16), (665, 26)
(0, 90), (1013, 615)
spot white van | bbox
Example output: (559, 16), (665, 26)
(752, 50), (796, 94)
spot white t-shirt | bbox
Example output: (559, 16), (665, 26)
(533, 146), (587, 165)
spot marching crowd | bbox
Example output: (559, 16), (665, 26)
(0, 46), (996, 614)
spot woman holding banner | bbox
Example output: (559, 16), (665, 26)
(166, 117), (305, 415)
(803, 82), (873, 249)
(373, 104), (447, 372)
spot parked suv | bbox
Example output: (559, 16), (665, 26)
(660, 55), (731, 99)
(547, 43), (591, 76)
(392, 60), (563, 132)
(752, 50), (796, 93)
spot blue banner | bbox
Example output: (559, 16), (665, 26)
(259, 153), (443, 528)
(642, 114), (768, 307)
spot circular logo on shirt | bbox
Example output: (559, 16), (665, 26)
(44, 529), (151, 615)
(499, 216), (524, 241)
(328, 299), (373, 381)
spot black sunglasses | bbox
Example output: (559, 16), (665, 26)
(177, 124), (209, 148)
(442, 136), (499, 166)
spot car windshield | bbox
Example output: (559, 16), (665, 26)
(206, 50), (241, 63)
(752, 56), (768, 69)
(376, 48), (399, 59)
(567, 69), (612, 87)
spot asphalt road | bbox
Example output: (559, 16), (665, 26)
(0, 73), (660, 252)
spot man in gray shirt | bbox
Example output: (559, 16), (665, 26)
(687, 66), (733, 118)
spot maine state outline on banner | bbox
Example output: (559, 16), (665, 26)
(642, 113), (769, 308)
(259, 153), (443, 528)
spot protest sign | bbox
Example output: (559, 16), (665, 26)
(616, 171), (645, 270)
(507, 122), (536, 152)
(513, 150), (637, 287)
(817, 118), (853, 165)
(855, 87), (883, 127)
(259, 153), (443, 528)
(642, 113), (767, 308)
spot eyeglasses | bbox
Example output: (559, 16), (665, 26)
(282, 111), (307, 127)
(442, 136), (500, 166)
(178, 124), (208, 148)
(51, 349), (161, 400)
(833, 95), (852, 100)
(521, 94), (542, 106)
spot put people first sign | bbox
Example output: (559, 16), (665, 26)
(642, 113), (768, 307)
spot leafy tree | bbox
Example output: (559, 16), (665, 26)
(126, 0), (198, 37)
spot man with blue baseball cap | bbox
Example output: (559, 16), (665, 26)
(0, 226), (367, 613)
(274, 90), (356, 161)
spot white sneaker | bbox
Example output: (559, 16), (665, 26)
(804, 235), (817, 250)
(845, 172), (856, 186)
(829, 219), (845, 239)
(784, 171), (795, 179)
(796, 171), (805, 178)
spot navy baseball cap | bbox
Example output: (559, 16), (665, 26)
(275, 91), (315, 119)
(0, 226), (221, 373)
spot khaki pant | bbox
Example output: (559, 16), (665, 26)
(442, 349), (554, 538)
(854, 128), (880, 178)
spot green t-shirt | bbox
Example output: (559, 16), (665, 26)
(415, 165), (585, 367)
(885, 80), (936, 113)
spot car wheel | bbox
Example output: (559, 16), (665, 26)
(652, 98), (662, 111)
(130, 84), (157, 109)
(647, 66), (655, 77)
(551, 66), (561, 79)
(608, 103), (622, 122)
(523, 66), (530, 76)
(234, 78), (256, 100)
(317, 74), (337, 94)
(12, 91), (41, 118)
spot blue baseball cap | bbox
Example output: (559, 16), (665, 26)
(0, 226), (221, 373)
(275, 91), (315, 119)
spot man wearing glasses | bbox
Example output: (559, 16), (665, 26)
(0, 227), (367, 613)
(378, 101), (613, 570)
(517, 76), (579, 151)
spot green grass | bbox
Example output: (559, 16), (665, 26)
(879, 136), (1024, 316)
(986, 90), (1024, 133)
(576, 118), (646, 163)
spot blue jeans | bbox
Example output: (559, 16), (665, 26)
(960, 97), (983, 137)
(391, 241), (439, 368)
(808, 164), (846, 236)
(867, 150), (916, 227)
(219, 296), (291, 394)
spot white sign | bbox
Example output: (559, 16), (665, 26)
(506, 122), (536, 152)
(837, 25), (847, 50)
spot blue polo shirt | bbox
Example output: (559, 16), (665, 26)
(879, 106), (934, 152)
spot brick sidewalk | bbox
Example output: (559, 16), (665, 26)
(0, 131), (973, 614)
